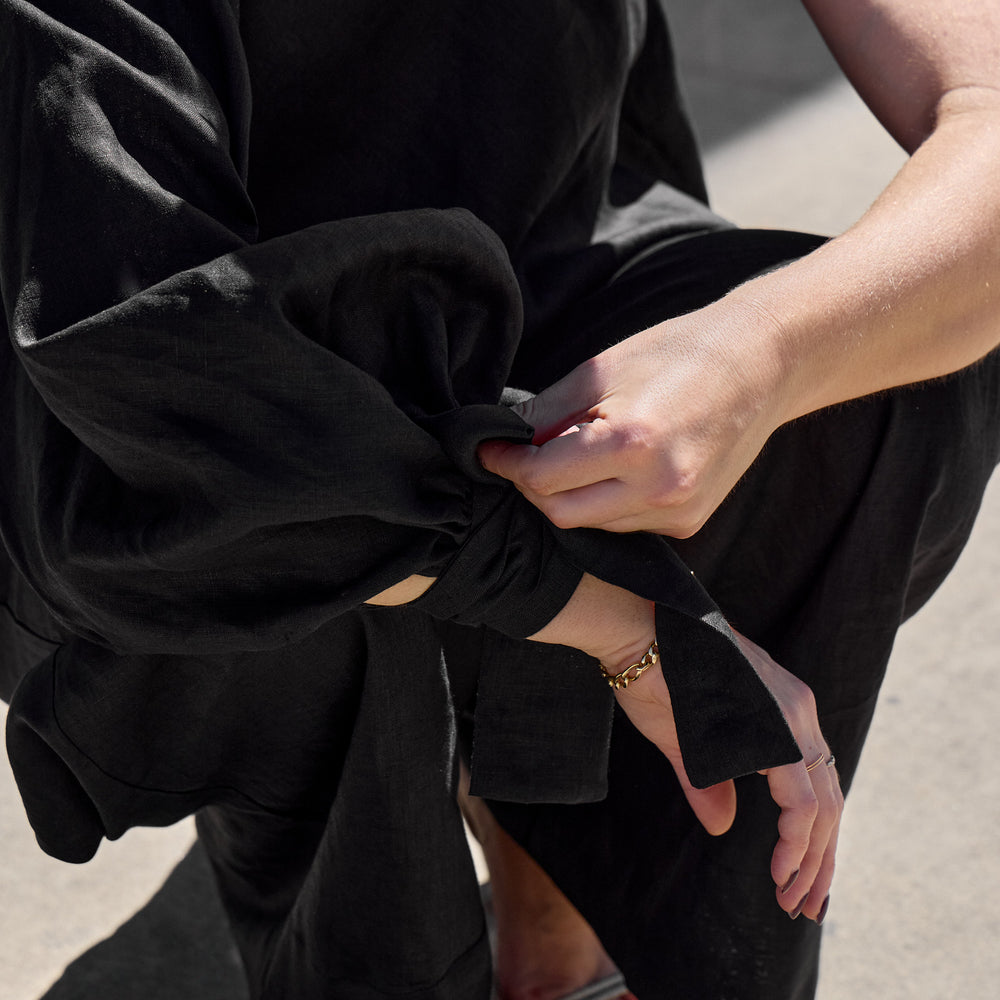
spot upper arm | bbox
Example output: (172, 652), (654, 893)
(803, 0), (1000, 151)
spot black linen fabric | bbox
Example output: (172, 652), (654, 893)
(487, 236), (1000, 999)
(1, 0), (799, 870)
(9, 3), (995, 999)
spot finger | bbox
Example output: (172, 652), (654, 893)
(614, 670), (737, 837)
(476, 438), (539, 482)
(520, 477), (707, 536)
(651, 725), (737, 835)
(583, 505), (710, 538)
(796, 763), (844, 921)
(771, 752), (842, 916)
(511, 368), (599, 444)
(479, 419), (625, 497)
(517, 476), (663, 530)
(793, 752), (842, 902)
(678, 775), (738, 837)
(799, 815), (840, 922)
(765, 760), (820, 896)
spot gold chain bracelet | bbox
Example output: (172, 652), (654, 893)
(599, 639), (659, 690)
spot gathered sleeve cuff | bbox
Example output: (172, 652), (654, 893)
(2, 0), (797, 802)
(1, 1), (580, 651)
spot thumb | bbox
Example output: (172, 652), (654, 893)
(675, 769), (737, 836)
(513, 368), (594, 445)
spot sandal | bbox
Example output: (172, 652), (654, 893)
(557, 972), (634, 1000)
(481, 884), (636, 1000)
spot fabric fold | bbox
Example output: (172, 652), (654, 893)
(3, 0), (796, 871)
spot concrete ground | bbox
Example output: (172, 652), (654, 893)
(3, 3), (998, 998)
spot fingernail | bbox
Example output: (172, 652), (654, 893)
(789, 893), (809, 920)
(816, 895), (830, 925)
(779, 869), (799, 895)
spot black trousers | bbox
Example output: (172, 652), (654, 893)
(198, 228), (1000, 1000)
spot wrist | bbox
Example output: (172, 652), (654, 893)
(528, 573), (654, 666)
(598, 638), (659, 690)
(709, 285), (805, 431)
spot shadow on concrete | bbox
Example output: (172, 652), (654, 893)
(669, 0), (846, 149)
(38, 844), (247, 1000)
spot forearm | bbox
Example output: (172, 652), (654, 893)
(368, 571), (655, 671)
(724, 91), (1000, 427)
(741, 0), (1000, 421)
(365, 575), (437, 605)
(526, 572), (654, 669)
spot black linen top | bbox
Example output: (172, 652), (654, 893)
(0, 0), (799, 862)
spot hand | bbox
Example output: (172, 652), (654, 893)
(528, 574), (736, 832)
(612, 628), (842, 922)
(375, 574), (842, 919)
(479, 298), (793, 537)
(741, 629), (843, 923)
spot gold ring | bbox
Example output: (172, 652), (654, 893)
(805, 753), (826, 772)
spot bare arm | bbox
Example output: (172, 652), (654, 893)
(480, 0), (1000, 536)
(804, 0), (1000, 151)
(775, 0), (1000, 415)
(368, 570), (841, 920)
